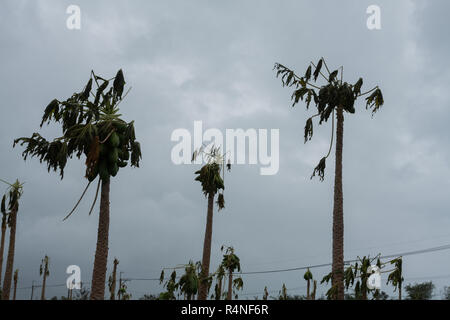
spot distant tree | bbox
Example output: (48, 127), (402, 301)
(442, 286), (450, 300)
(405, 282), (434, 300)
(1, 179), (24, 300)
(73, 287), (90, 300)
(386, 257), (404, 300)
(12, 269), (18, 300)
(220, 246), (242, 300)
(178, 261), (200, 300)
(108, 258), (119, 300)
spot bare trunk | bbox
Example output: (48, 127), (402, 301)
(197, 192), (215, 300)
(311, 280), (317, 300)
(41, 269), (48, 300)
(332, 107), (345, 300)
(2, 206), (17, 300)
(90, 179), (110, 300)
(0, 221), (6, 287)
(227, 271), (233, 300)
(399, 285), (402, 300)
(306, 279), (310, 300)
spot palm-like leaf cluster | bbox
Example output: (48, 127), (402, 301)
(1, 179), (23, 225)
(13, 70), (142, 182)
(274, 58), (384, 180)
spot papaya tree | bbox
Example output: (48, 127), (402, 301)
(1, 179), (24, 300)
(13, 70), (142, 300)
(108, 257), (119, 300)
(159, 270), (179, 300)
(193, 146), (230, 300)
(40, 255), (50, 300)
(274, 58), (384, 299)
(386, 257), (403, 300)
(303, 268), (313, 299)
(178, 261), (200, 300)
(221, 246), (242, 300)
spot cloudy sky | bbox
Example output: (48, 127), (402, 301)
(1, 0), (450, 299)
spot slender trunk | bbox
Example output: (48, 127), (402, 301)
(399, 285), (402, 300)
(0, 220), (6, 287)
(332, 106), (345, 300)
(2, 206), (17, 300)
(198, 192), (215, 300)
(227, 271), (233, 300)
(13, 270), (18, 300)
(41, 268), (48, 300)
(110, 259), (118, 300)
(90, 179), (110, 300)
(311, 280), (317, 300)
(306, 279), (310, 300)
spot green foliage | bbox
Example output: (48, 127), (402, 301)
(274, 58), (384, 181)
(386, 257), (403, 294)
(0, 179), (24, 226)
(195, 163), (224, 196)
(14, 70), (141, 181)
(221, 246), (241, 274)
(178, 261), (200, 300)
(405, 282), (434, 300)
(303, 268), (313, 281)
(159, 270), (178, 300)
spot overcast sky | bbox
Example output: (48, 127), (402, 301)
(1, 0), (450, 300)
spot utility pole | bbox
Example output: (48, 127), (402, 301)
(30, 280), (35, 300)
(118, 272), (123, 300)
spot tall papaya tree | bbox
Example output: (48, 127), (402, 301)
(221, 246), (242, 300)
(274, 58), (384, 299)
(13, 70), (142, 300)
(1, 179), (23, 300)
(193, 146), (229, 300)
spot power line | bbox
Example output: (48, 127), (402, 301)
(236, 243), (450, 276)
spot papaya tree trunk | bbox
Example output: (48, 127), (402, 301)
(90, 179), (110, 300)
(306, 279), (310, 300)
(311, 280), (317, 300)
(332, 106), (345, 300)
(2, 206), (17, 300)
(227, 271), (233, 300)
(198, 192), (215, 300)
(0, 219), (6, 287)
